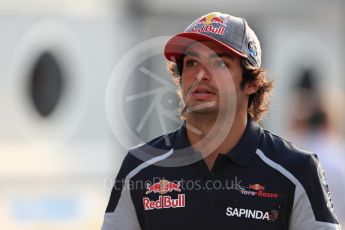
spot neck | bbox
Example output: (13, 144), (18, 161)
(185, 109), (248, 169)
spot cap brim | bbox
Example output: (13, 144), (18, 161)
(164, 32), (247, 62)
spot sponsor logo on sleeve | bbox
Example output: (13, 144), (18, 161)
(317, 163), (328, 186)
(326, 191), (335, 212)
(317, 163), (336, 212)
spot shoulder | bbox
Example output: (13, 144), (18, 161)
(120, 128), (181, 173)
(129, 128), (179, 157)
(257, 128), (318, 181)
(257, 129), (340, 226)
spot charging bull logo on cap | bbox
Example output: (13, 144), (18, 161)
(196, 13), (228, 26)
(190, 13), (229, 35)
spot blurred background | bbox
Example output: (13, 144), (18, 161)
(0, 0), (344, 229)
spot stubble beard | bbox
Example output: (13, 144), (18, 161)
(187, 99), (218, 114)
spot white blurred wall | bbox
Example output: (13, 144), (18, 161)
(0, 1), (130, 229)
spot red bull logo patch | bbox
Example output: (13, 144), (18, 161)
(146, 179), (181, 195)
(143, 179), (185, 210)
(143, 194), (185, 210)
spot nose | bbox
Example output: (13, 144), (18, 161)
(195, 65), (211, 82)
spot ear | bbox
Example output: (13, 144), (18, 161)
(243, 81), (259, 95)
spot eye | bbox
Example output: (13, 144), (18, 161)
(214, 59), (227, 68)
(184, 58), (199, 67)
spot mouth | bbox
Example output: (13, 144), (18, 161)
(193, 86), (215, 94)
(191, 86), (216, 99)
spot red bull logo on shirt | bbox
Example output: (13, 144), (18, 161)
(146, 179), (181, 195)
(143, 194), (185, 210)
(143, 179), (185, 210)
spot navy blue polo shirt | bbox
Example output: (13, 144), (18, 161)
(102, 119), (340, 230)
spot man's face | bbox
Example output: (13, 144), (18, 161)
(181, 40), (245, 116)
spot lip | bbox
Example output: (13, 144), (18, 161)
(192, 86), (215, 94)
(191, 85), (216, 100)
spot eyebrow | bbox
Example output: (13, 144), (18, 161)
(209, 53), (235, 59)
(184, 51), (199, 57)
(185, 51), (235, 59)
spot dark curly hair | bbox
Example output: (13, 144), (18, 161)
(166, 56), (273, 122)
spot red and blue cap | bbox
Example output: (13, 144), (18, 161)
(164, 12), (261, 68)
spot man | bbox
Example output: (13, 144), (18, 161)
(102, 12), (340, 229)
